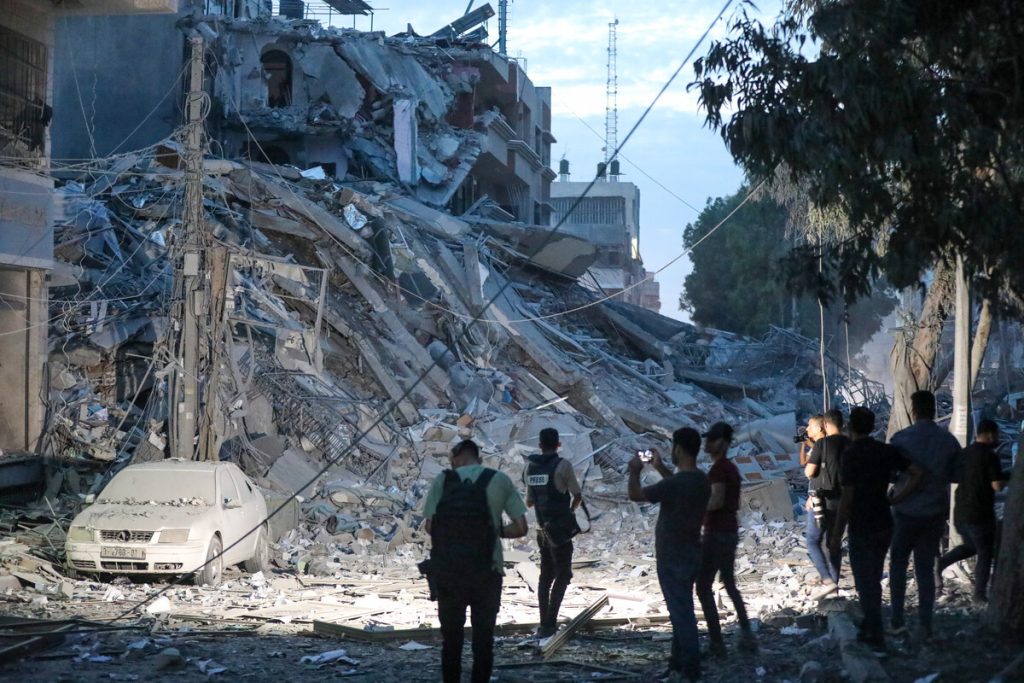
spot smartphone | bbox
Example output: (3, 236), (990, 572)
(638, 449), (653, 463)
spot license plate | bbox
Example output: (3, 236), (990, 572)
(101, 546), (146, 560)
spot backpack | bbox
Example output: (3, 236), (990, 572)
(430, 468), (497, 584)
(816, 435), (848, 499)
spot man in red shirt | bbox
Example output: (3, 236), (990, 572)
(695, 422), (757, 657)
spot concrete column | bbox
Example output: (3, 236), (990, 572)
(0, 268), (47, 452)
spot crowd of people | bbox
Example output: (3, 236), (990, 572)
(417, 388), (1009, 683)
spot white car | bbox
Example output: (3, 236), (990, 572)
(65, 460), (270, 586)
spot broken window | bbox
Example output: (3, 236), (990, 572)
(261, 49), (293, 108)
(0, 25), (49, 153)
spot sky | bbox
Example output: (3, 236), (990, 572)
(343, 0), (784, 320)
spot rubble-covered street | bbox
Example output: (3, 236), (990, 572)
(3, 0), (1024, 681)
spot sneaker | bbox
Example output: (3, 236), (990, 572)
(811, 581), (839, 600)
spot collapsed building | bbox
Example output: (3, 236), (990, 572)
(20, 4), (1014, 682)
(6, 0), (892, 586)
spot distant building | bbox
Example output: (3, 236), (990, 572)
(0, 0), (177, 453)
(550, 165), (656, 312)
(638, 269), (661, 313)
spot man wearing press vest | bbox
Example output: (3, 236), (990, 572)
(422, 439), (528, 683)
(525, 427), (584, 638)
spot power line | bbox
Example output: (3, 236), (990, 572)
(105, 0), (737, 619)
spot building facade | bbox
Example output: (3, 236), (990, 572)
(550, 171), (656, 311)
(0, 0), (176, 452)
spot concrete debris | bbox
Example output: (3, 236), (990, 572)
(17, 8), (1016, 682)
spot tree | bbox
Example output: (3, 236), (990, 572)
(681, 186), (895, 355)
(691, 0), (1024, 306)
(681, 188), (794, 337)
(691, 0), (1024, 640)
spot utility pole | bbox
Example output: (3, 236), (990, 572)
(170, 36), (208, 461)
(604, 18), (619, 164)
(949, 253), (972, 546)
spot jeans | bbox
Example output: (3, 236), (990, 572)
(436, 571), (503, 683)
(657, 543), (702, 680)
(938, 521), (996, 599)
(537, 533), (574, 628)
(849, 527), (892, 640)
(696, 531), (752, 644)
(805, 508), (841, 583)
(889, 513), (945, 630)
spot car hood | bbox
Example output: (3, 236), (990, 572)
(72, 502), (215, 531)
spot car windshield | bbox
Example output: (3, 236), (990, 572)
(98, 469), (215, 505)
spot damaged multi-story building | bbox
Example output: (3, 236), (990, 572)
(53, 0), (557, 225)
(551, 161), (656, 311)
(0, 0), (177, 453)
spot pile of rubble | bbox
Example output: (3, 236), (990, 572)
(26, 139), (882, 568)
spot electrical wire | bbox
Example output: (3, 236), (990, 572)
(101, 0), (738, 621)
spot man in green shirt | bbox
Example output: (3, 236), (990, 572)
(423, 439), (528, 683)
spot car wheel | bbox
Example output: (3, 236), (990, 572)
(193, 535), (223, 587)
(242, 526), (270, 574)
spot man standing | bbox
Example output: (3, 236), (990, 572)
(831, 407), (923, 648)
(936, 419), (1007, 602)
(423, 440), (528, 683)
(805, 408), (850, 598)
(799, 414), (825, 467)
(525, 427), (583, 638)
(695, 421), (757, 657)
(628, 428), (709, 683)
(889, 390), (962, 637)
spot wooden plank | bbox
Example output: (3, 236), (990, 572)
(540, 594), (609, 660)
(312, 611), (667, 643)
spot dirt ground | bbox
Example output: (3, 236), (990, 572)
(4, 587), (1020, 682)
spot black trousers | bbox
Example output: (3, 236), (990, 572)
(538, 532), (574, 627)
(849, 527), (892, 640)
(436, 571), (503, 683)
(695, 531), (751, 643)
(939, 521), (996, 600)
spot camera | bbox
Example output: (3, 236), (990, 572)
(808, 489), (825, 523)
(793, 426), (809, 444)
(637, 449), (653, 463)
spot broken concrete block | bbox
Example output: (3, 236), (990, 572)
(266, 448), (321, 498)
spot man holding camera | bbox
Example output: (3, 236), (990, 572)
(805, 409), (849, 598)
(525, 427), (583, 638)
(628, 428), (709, 683)
(798, 414), (825, 466)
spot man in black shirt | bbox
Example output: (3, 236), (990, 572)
(936, 419), (1007, 602)
(628, 428), (710, 683)
(805, 408), (850, 598)
(831, 407), (923, 648)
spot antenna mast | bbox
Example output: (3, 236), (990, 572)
(604, 18), (619, 164)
